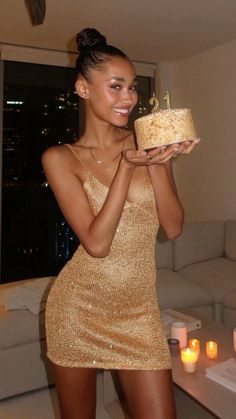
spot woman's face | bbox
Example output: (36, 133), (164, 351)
(83, 56), (138, 127)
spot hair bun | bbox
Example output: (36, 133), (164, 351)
(76, 28), (107, 52)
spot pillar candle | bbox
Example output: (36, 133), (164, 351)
(206, 341), (218, 360)
(181, 347), (198, 373)
(170, 321), (187, 349)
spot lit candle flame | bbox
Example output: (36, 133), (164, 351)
(181, 347), (199, 373)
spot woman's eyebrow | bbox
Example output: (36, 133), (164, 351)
(106, 76), (137, 83)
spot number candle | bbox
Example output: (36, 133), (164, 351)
(163, 90), (171, 109)
(149, 93), (159, 113)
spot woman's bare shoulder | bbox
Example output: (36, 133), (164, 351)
(42, 142), (87, 186)
(42, 143), (72, 159)
(42, 144), (67, 164)
(42, 143), (82, 166)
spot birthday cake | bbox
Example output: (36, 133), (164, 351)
(134, 108), (197, 150)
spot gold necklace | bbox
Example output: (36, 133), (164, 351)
(81, 137), (125, 165)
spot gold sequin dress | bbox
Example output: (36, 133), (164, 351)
(45, 145), (171, 370)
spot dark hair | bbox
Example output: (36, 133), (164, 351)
(75, 28), (128, 80)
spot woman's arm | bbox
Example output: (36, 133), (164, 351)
(42, 146), (148, 258)
(146, 139), (200, 239)
(147, 161), (184, 240)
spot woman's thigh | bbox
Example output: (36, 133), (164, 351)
(51, 363), (97, 419)
(116, 369), (176, 419)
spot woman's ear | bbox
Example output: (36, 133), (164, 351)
(75, 78), (89, 99)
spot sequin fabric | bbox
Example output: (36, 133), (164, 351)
(45, 147), (171, 370)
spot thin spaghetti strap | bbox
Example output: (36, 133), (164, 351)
(64, 143), (88, 171)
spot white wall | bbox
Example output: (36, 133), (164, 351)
(1, 1), (235, 222)
(158, 39), (236, 221)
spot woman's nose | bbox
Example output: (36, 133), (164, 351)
(121, 89), (134, 103)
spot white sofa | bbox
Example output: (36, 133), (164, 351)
(0, 220), (236, 400)
(157, 219), (236, 324)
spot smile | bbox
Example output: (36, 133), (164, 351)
(113, 108), (129, 115)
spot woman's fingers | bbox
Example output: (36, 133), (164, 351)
(147, 138), (201, 164)
(122, 138), (201, 167)
(147, 144), (181, 164)
(145, 146), (167, 158)
(122, 149), (150, 166)
(181, 138), (201, 154)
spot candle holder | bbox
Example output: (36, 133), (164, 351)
(167, 338), (180, 356)
(206, 341), (218, 360)
(181, 347), (199, 373)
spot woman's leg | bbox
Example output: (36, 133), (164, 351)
(116, 369), (176, 419)
(51, 363), (97, 419)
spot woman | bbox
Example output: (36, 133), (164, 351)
(42, 28), (199, 419)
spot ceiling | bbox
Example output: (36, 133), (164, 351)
(1, 0), (236, 62)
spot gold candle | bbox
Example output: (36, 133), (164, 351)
(181, 347), (199, 373)
(149, 93), (159, 113)
(163, 90), (171, 109)
(206, 341), (218, 360)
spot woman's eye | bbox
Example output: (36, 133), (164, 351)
(110, 84), (121, 90)
(130, 85), (137, 91)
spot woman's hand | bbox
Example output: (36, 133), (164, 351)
(146, 138), (201, 164)
(179, 138), (201, 154)
(122, 138), (201, 167)
(122, 149), (150, 168)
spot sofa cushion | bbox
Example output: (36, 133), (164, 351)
(0, 340), (54, 399)
(179, 258), (236, 303)
(0, 277), (54, 348)
(225, 220), (236, 262)
(0, 306), (46, 349)
(0, 276), (54, 315)
(173, 221), (225, 270)
(222, 288), (236, 309)
(156, 269), (213, 310)
(223, 308), (236, 328)
(156, 237), (173, 269)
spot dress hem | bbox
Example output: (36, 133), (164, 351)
(47, 353), (171, 371)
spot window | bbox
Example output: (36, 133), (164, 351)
(1, 60), (154, 283)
